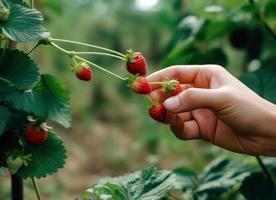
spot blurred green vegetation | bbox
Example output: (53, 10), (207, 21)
(1, 0), (276, 199)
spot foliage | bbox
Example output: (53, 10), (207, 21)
(82, 167), (175, 200)
(0, 0), (70, 180)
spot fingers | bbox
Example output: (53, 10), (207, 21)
(147, 65), (201, 89)
(170, 115), (200, 140)
(164, 88), (222, 113)
(149, 84), (193, 102)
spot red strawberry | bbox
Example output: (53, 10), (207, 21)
(169, 84), (183, 96)
(126, 50), (147, 76)
(130, 76), (152, 94)
(149, 103), (166, 123)
(26, 124), (48, 145)
(161, 80), (183, 97)
(75, 62), (92, 81)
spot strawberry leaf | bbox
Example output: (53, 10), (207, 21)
(85, 167), (175, 200)
(240, 66), (276, 104)
(7, 74), (72, 128)
(1, 0), (50, 42)
(0, 48), (40, 90)
(0, 106), (10, 135)
(17, 131), (67, 179)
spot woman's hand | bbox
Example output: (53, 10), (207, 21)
(147, 65), (276, 156)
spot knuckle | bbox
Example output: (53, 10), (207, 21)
(206, 64), (225, 74)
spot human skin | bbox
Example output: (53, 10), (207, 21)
(147, 65), (276, 156)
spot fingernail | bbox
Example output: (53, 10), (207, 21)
(164, 96), (180, 111)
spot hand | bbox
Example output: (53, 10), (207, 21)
(147, 65), (276, 156)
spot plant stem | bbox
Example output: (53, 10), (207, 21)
(50, 42), (71, 55)
(150, 82), (163, 85)
(73, 51), (126, 61)
(11, 175), (23, 200)
(50, 42), (127, 81)
(74, 55), (127, 81)
(27, 43), (40, 55)
(31, 178), (41, 200)
(146, 95), (154, 105)
(255, 156), (275, 185)
(49, 37), (126, 57)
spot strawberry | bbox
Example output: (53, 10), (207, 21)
(126, 50), (147, 76)
(149, 103), (166, 123)
(129, 75), (152, 94)
(6, 154), (32, 175)
(26, 124), (48, 145)
(6, 156), (23, 175)
(161, 80), (183, 97)
(75, 62), (92, 81)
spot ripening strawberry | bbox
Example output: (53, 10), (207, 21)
(75, 62), (92, 81)
(149, 103), (166, 123)
(26, 124), (48, 145)
(126, 50), (148, 76)
(130, 76), (152, 94)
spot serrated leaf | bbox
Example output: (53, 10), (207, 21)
(240, 66), (276, 103)
(7, 74), (72, 128)
(0, 105), (10, 135)
(18, 131), (67, 179)
(0, 48), (40, 90)
(1, 0), (50, 42)
(90, 167), (175, 200)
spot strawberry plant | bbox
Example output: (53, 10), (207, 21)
(1, 0), (276, 199)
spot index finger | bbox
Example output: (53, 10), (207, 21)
(147, 65), (201, 89)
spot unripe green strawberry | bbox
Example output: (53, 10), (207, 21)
(6, 156), (23, 175)
(0, 0), (10, 22)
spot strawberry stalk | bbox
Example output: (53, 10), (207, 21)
(31, 178), (41, 200)
(75, 55), (127, 81)
(50, 42), (127, 81)
(146, 95), (154, 106)
(73, 51), (126, 61)
(49, 37), (126, 58)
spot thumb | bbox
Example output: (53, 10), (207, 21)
(163, 88), (222, 113)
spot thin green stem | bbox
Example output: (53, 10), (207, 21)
(50, 42), (127, 81)
(75, 55), (127, 81)
(146, 95), (154, 106)
(255, 156), (275, 186)
(50, 42), (71, 56)
(27, 43), (40, 55)
(31, 178), (41, 200)
(49, 37), (126, 57)
(73, 51), (126, 61)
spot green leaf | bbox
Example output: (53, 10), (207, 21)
(0, 105), (10, 135)
(84, 182), (128, 200)
(240, 66), (276, 103)
(7, 74), (72, 128)
(18, 131), (67, 179)
(0, 48), (40, 90)
(87, 167), (176, 200)
(1, 0), (50, 42)
(173, 167), (198, 191)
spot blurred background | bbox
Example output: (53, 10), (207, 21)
(1, 0), (276, 199)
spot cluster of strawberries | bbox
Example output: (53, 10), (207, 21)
(125, 50), (183, 123)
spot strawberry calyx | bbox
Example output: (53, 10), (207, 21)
(27, 115), (52, 132)
(161, 79), (180, 96)
(125, 49), (140, 63)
